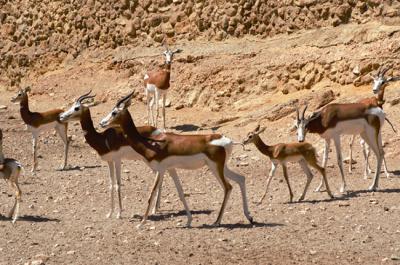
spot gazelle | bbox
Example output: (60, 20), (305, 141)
(11, 86), (70, 172)
(144, 44), (182, 129)
(100, 92), (253, 228)
(348, 67), (399, 177)
(59, 91), (175, 219)
(0, 129), (23, 223)
(242, 125), (333, 203)
(296, 104), (385, 193)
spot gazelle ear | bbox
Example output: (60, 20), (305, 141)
(24, 86), (31, 93)
(81, 96), (96, 107)
(173, 48), (183, 54)
(254, 124), (261, 133)
(257, 127), (266, 134)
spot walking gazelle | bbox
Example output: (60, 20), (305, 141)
(11, 86), (70, 172)
(242, 125), (333, 203)
(0, 129), (23, 223)
(100, 92), (253, 228)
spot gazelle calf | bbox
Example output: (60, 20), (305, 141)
(348, 66), (399, 177)
(243, 125), (333, 203)
(296, 104), (385, 192)
(59, 91), (171, 219)
(11, 86), (70, 172)
(0, 129), (23, 223)
(144, 44), (182, 129)
(100, 92), (253, 228)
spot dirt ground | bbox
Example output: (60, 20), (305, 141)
(1, 39), (400, 264)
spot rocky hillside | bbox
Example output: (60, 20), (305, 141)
(1, 0), (400, 110)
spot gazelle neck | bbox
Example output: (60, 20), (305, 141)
(80, 107), (101, 139)
(19, 95), (32, 123)
(252, 135), (273, 157)
(377, 87), (386, 107)
(163, 63), (172, 72)
(118, 110), (157, 160)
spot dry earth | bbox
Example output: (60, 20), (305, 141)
(1, 19), (400, 265)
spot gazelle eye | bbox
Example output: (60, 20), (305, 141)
(112, 111), (117, 116)
(74, 106), (80, 111)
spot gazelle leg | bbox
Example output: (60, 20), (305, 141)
(167, 169), (192, 227)
(224, 166), (253, 224)
(282, 164), (293, 203)
(162, 94), (166, 130)
(333, 136), (346, 193)
(115, 160), (122, 219)
(298, 160), (313, 201)
(137, 171), (165, 229)
(361, 139), (370, 179)
(383, 154), (390, 178)
(258, 162), (277, 204)
(149, 93), (155, 126)
(316, 139), (330, 192)
(348, 135), (355, 173)
(106, 161), (115, 218)
(154, 89), (160, 128)
(31, 133), (38, 172)
(55, 123), (69, 170)
(146, 88), (152, 126)
(10, 181), (21, 224)
(309, 160), (334, 199)
(363, 130), (383, 191)
(207, 162), (232, 226)
(152, 175), (163, 214)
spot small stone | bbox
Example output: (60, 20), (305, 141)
(123, 169), (130, 173)
(309, 250), (317, 255)
(0, 105), (7, 110)
(29, 204), (34, 209)
(391, 254), (400, 260)
(66, 250), (75, 255)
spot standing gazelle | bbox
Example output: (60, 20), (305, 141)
(100, 92), (253, 228)
(11, 87), (70, 172)
(59, 91), (172, 219)
(348, 66), (399, 177)
(0, 129), (23, 223)
(144, 45), (182, 129)
(296, 103), (385, 192)
(242, 125), (333, 203)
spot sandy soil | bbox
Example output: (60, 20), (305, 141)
(1, 39), (400, 265)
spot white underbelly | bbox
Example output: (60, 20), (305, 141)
(28, 121), (58, 135)
(146, 84), (157, 93)
(100, 146), (142, 162)
(322, 119), (367, 138)
(150, 154), (209, 170)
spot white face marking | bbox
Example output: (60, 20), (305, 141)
(163, 50), (173, 64)
(60, 102), (82, 122)
(100, 107), (119, 128)
(210, 136), (232, 147)
(296, 120), (306, 142)
(372, 77), (385, 94)
(144, 74), (149, 80)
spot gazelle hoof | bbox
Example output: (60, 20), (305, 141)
(248, 216), (254, 224)
(136, 222), (146, 229)
(116, 213), (121, 219)
(368, 185), (377, 192)
(106, 212), (112, 218)
(298, 196), (305, 202)
(339, 186), (346, 193)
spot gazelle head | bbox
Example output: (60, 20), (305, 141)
(296, 105), (308, 142)
(162, 43), (182, 65)
(242, 125), (266, 145)
(59, 90), (95, 122)
(11, 86), (31, 103)
(100, 92), (134, 129)
(371, 66), (392, 94)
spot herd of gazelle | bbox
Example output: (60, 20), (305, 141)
(1, 57), (398, 226)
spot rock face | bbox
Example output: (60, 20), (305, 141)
(1, 0), (400, 110)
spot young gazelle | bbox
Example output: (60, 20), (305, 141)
(100, 92), (253, 228)
(59, 91), (175, 219)
(0, 129), (23, 223)
(242, 125), (333, 203)
(11, 86), (70, 172)
(348, 67), (398, 177)
(144, 45), (182, 129)
(296, 103), (385, 192)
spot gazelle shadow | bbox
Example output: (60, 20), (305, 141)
(131, 209), (212, 222)
(198, 221), (283, 230)
(57, 165), (102, 172)
(0, 214), (60, 222)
